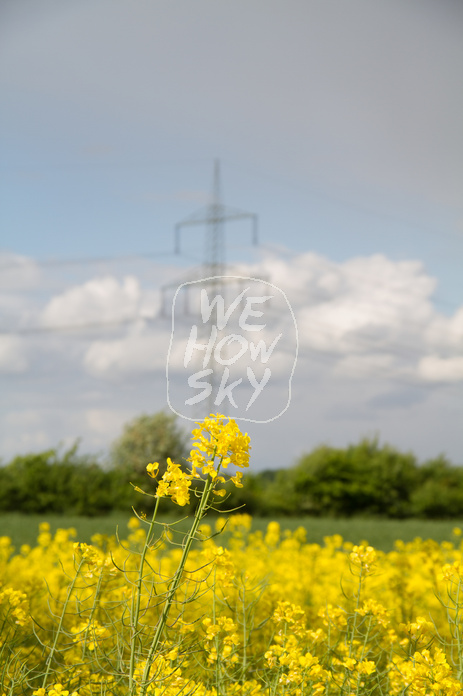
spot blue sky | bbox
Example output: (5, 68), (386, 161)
(1, 0), (462, 469)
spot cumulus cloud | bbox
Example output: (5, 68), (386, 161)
(0, 252), (41, 291)
(84, 328), (170, 376)
(252, 252), (435, 339)
(333, 353), (395, 380)
(85, 409), (131, 442)
(1, 251), (462, 464)
(0, 406), (131, 459)
(0, 410), (51, 455)
(237, 250), (461, 382)
(425, 307), (463, 352)
(43, 249), (456, 399)
(0, 253), (43, 337)
(41, 275), (160, 326)
(0, 335), (28, 373)
(29, 252), (461, 387)
(418, 355), (463, 383)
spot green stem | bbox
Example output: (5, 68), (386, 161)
(81, 563), (105, 661)
(139, 474), (215, 696)
(348, 568), (363, 658)
(41, 557), (85, 689)
(129, 497), (161, 695)
(455, 578), (463, 680)
(241, 582), (247, 681)
(212, 566), (221, 694)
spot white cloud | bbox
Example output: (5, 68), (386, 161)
(42, 275), (160, 326)
(418, 355), (463, 383)
(425, 307), (463, 352)
(333, 353), (395, 380)
(0, 335), (28, 373)
(0, 253), (43, 336)
(246, 252), (430, 346)
(0, 406), (131, 460)
(72, 252), (463, 386)
(1, 410), (50, 455)
(0, 252), (41, 291)
(84, 326), (170, 375)
(85, 409), (131, 441)
(1, 251), (462, 465)
(235, 250), (462, 383)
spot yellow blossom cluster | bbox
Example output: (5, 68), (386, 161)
(144, 414), (250, 506)
(155, 458), (192, 506)
(349, 544), (378, 575)
(202, 616), (240, 663)
(189, 413), (250, 480)
(0, 583), (29, 626)
(2, 517), (463, 694)
(33, 684), (79, 696)
(3, 414), (463, 695)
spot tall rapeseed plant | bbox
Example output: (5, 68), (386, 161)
(132, 414), (250, 696)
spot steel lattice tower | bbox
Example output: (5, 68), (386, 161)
(165, 159), (258, 416)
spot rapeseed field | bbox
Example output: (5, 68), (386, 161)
(1, 415), (463, 695)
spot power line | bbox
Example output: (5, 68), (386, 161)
(164, 159), (259, 416)
(1, 270), (459, 363)
(0, 315), (158, 336)
(1, 163), (460, 368)
(0, 250), (176, 272)
(0, 157), (212, 174)
(2, 242), (457, 312)
(1, 320), (456, 393)
(1, 293), (460, 392)
(224, 159), (463, 244)
(3, 156), (460, 243)
(0, 310), (441, 362)
(0, 266), (458, 361)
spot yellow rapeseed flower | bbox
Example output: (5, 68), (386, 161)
(189, 413), (250, 478)
(146, 461), (159, 478)
(155, 458), (192, 506)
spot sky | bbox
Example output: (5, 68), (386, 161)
(0, 0), (462, 471)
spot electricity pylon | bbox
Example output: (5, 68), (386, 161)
(163, 159), (258, 416)
(174, 159), (258, 275)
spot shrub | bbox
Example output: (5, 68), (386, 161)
(286, 439), (418, 517)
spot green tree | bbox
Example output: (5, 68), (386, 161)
(412, 456), (463, 518)
(0, 445), (115, 515)
(110, 411), (189, 481)
(285, 438), (418, 518)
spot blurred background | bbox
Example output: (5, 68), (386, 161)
(1, 0), (462, 477)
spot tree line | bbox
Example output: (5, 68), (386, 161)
(0, 412), (461, 518)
